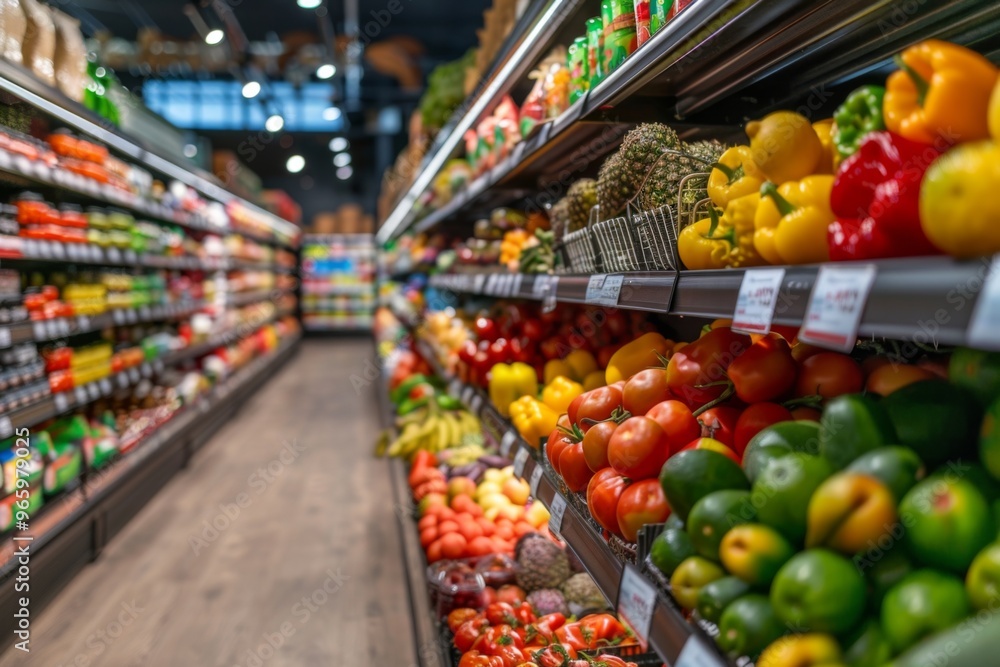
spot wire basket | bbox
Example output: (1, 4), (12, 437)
(560, 226), (600, 274)
(608, 534), (638, 565)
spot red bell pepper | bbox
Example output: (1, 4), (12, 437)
(828, 131), (942, 260)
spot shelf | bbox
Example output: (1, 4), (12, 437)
(377, 0), (1000, 242)
(410, 335), (733, 667)
(0, 333), (301, 578)
(429, 256), (997, 350)
(229, 289), (291, 307)
(0, 60), (299, 246)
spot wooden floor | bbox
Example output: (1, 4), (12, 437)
(1, 339), (416, 667)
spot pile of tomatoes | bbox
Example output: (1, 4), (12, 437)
(546, 324), (941, 542)
(448, 600), (644, 667)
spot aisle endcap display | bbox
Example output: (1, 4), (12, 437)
(302, 233), (375, 331)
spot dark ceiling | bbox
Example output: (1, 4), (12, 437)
(54, 0), (490, 223)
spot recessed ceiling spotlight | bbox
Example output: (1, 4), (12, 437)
(183, 144), (198, 158)
(333, 153), (352, 167)
(265, 114), (284, 132)
(241, 81), (261, 98)
(329, 137), (349, 152)
(336, 166), (353, 180)
(205, 29), (224, 45)
(297, 0), (322, 7)
(286, 155), (305, 173)
(322, 107), (342, 122)
(316, 64), (336, 79)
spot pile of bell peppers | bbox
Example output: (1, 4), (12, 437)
(680, 38), (1000, 267)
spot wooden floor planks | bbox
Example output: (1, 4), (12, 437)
(0, 339), (416, 667)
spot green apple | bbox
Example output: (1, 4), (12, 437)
(754, 452), (833, 545)
(881, 569), (970, 654)
(966, 543), (1000, 610)
(670, 556), (725, 611)
(771, 549), (866, 635)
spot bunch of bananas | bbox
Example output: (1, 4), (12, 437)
(379, 406), (482, 460)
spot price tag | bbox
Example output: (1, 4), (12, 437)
(87, 383), (100, 401)
(513, 447), (530, 478)
(968, 256), (1000, 348)
(59, 319), (70, 336)
(153, 360), (164, 374)
(448, 378), (462, 396)
(532, 276), (550, 298)
(141, 364), (151, 378)
(91, 246), (103, 262)
(0, 416), (12, 439)
(129, 368), (140, 383)
(616, 564), (657, 649)
(732, 268), (786, 335)
(484, 274), (498, 296)
(66, 243), (78, 261)
(473, 274), (486, 293)
(107, 248), (122, 263)
(541, 276), (560, 314)
(548, 494), (567, 536)
(124, 250), (137, 264)
(113, 309), (126, 325)
(461, 386), (474, 407)
(126, 309), (138, 324)
(139, 306), (151, 321)
(99, 378), (112, 395)
(0, 328), (10, 348)
(529, 465), (544, 497)
(799, 265), (877, 352)
(117, 373), (129, 389)
(52, 242), (65, 260)
(470, 393), (484, 414)
(54, 392), (69, 412)
(500, 431), (517, 458)
(74, 386), (87, 404)
(674, 635), (718, 667)
(77, 316), (90, 331)
(38, 241), (53, 259)
(32, 321), (45, 340)
(46, 319), (59, 339)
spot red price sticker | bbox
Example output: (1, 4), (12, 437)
(616, 564), (656, 649)
(799, 265), (877, 352)
(732, 268), (786, 335)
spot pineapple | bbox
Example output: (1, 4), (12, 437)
(597, 123), (682, 218)
(565, 179), (597, 232)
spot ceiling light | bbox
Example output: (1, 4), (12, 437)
(297, 0), (322, 7)
(336, 166), (353, 180)
(241, 81), (261, 98)
(183, 144), (198, 158)
(329, 137), (349, 152)
(322, 106), (342, 122)
(316, 64), (336, 79)
(286, 155), (305, 173)
(265, 114), (284, 132)
(205, 29), (224, 45)
(333, 153), (352, 167)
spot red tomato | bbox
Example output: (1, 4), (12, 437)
(622, 368), (672, 416)
(558, 442), (594, 492)
(521, 318), (544, 340)
(795, 352), (864, 398)
(607, 416), (670, 480)
(455, 618), (490, 652)
(448, 608), (481, 633)
(489, 338), (511, 365)
(475, 317), (498, 342)
(667, 328), (751, 409)
(546, 416), (573, 476)
(645, 400), (700, 454)
(681, 438), (741, 464)
(582, 421), (617, 472)
(570, 385), (624, 430)
(696, 406), (742, 448)
(604, 310), (629, 339)
(540, 336), (570, 361)
(733, 402), (793, 455)
(586, 468), (630, 537)
(486, 602), (516, 626)
(727, 334), (797, 403)
(616, 479), (670, 542)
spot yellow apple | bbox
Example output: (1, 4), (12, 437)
(502, 478), (530, 505)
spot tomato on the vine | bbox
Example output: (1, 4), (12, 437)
(586, 468), (630, 537)
(455, 617), (490, 652)
(696, 406), (742, 448)
(733, 402), (793, 455)
(727, 334), (797, 403)
(667, 328), (751, 409)
(458, 651), (503, 667)
(559, 442), (594, 492)
(448, 608), (481, 633)
(616, 479), (671, 542)
(582, 421), (616, 472)
(546, 416), (572, 475)
(645, 400), (700, 454)
(795, 352), (863, 398)
(622, 368), (672, 416)
(607, 416), (670, 480)
(569, 385), (624, 431)
(475, 317), (498, 342)
(485, 602), (516, 626)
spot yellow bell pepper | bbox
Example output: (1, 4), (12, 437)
(564, 349), (597, 381)
(488, 362), (538, 417)
(582, 370), (606, 391)
(754, 178), (834, 265)
(678, 215), (733, 270)
(885, 39), (997, 145)
(543, 359), (574, 385)
(707, 146), (765, 209)
(722, 192), (767, 268)
(509, 395), (559, 450)
(541, 375), (583, 413)
(605, 332), (670, 384)
(812, 119), (836, 174)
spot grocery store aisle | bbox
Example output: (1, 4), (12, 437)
(1, 340), (416, 667)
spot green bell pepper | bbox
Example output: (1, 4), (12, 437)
(833, 85), (886, 159)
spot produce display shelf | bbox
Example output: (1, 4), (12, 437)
(378, 0), (1000, 242)
(1, 316), (282, 440)
(302, 285), (374, 296)
(0, 333), (300, 584)
(0, 149), (284, 249)
(229, 288), (292, 307)
(428, 255), (997, 350)
(0, 299), (207, 349)
(0, 60), (299, 248)
(410, 335), (734, 667)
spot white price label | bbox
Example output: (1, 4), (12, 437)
(448, 378), (462, 396)
(124, 250), (137, 264)
(732, 268), (786, 335)
(126, 309), (138, 324)
(968, 256), (1000, 348)
(87, 383), (100, 401)
(500, 431), (517, 458)
(46, 319), (59, 339)
(799, 265), (877, 352)
(532, 276), (550, 298)
(38, 241), (52, 259)
(52, 243), (65, 260)
(617, 565), (657, 649)
(473, 274), (486, 293)
(54, 392), (69, 412)
(129, 368), (140, 383)
(510, 274), (523, 298)
(32, 321), (45, 340)
(66, 243), (79, 261)
(113, 309), (126, 325)
(107, 248), (122, 263)
(153, 360), (164, 374)
(117, 373), (129, 389)
(586, 274), (624, 306)
(674, 635), (718, 667)
(99, 378), (112, 395)
(0, 416), (12, 439)
(139, 306), (151, 321)
(548, 494), (567, 536)
(141, 364), (151, 378)
(485, 274), (498, 296)
(529, 465), (544, 497)
(461, 386), (474, 407)
(74, 386), (87, 404)
(542, 276), (560, 314)
(58, 319), (70, 336)
(470, 393), (483, 414)
(77, 316), (90, 331)
(513, 447), (530, 478)
(0, 328), (10, 348)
